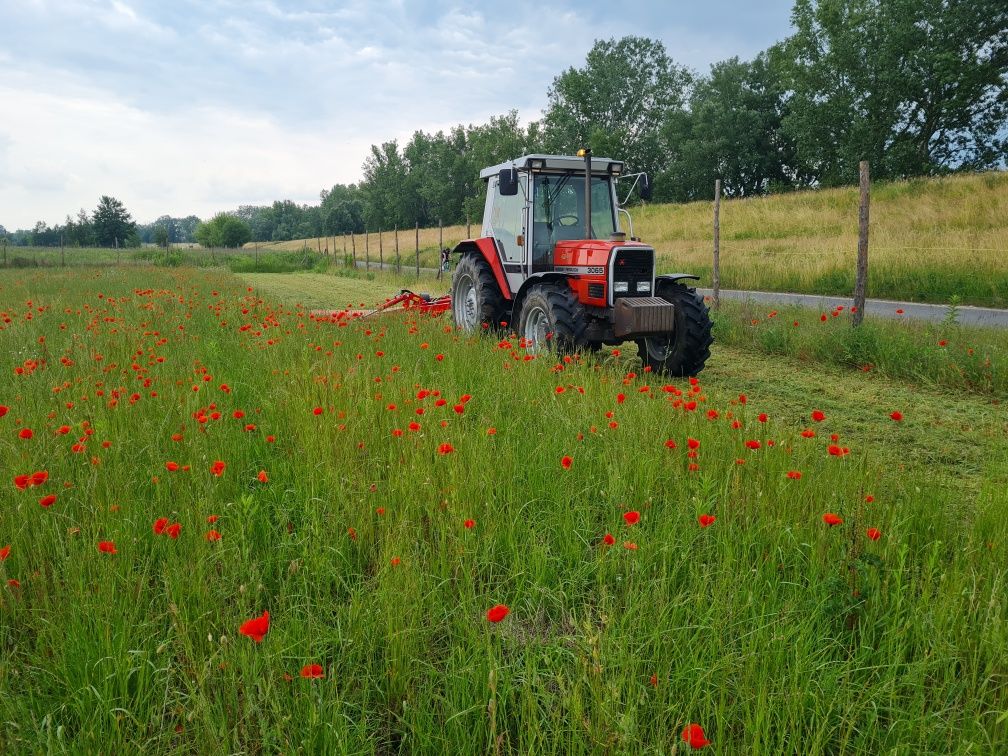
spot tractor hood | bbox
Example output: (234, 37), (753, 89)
(553, 239), (653, 268)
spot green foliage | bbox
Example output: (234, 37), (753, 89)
(543, 36), (692, 182)
(195, 213), (252, 249)
(91, 195), (137, 247)
(781, 0), (1008, 184)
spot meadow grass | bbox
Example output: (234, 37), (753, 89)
(263, 170), (1008, 307)
(0, 266), (1005, 753)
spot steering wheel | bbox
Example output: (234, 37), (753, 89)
(556, 214), (580, 227)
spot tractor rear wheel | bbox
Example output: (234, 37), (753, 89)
(452, 253), (506, 331)
(518, 283), (588, 354)
(636, 281), (713, 376)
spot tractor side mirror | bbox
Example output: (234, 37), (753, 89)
(639, 174), (653, 201)
(498, 168), (519, 196)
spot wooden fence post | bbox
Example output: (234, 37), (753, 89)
(712, 179), (721, 310)
(395, 225), (400, 275)
(415, 221), (419, 279)
(437, 219), (443, 281)
(365, 229), (370, 270)
(379, 229), (383, 270)
(351, 233), (356, 267)
(852, 161), (870, 326)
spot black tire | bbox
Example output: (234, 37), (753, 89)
(517, 283), (588, 354)
(451, 253), (507, 331)
(636, 281), (713, 376)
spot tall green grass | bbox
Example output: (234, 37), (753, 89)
(0, 267), (1004, 752)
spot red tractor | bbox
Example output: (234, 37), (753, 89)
(450, 151), (713, 375)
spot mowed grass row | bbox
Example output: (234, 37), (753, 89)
(0, 267), (1005, 753)
(259, 170), (1008, 307)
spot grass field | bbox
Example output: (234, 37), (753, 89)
(259, 170), (1008, 307)
(1, 264), (1004, 752)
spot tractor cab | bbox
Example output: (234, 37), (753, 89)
(479, 153), (643, 286)
(451, 152), (712, 376)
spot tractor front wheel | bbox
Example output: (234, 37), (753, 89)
(518, 283), (587, 354)
(451, 253), (506, 331)
(636, 281), (713, 376)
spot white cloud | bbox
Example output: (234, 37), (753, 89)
(0, 0), (794, 228)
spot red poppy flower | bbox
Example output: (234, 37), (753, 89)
(390, 556), (401, 566)
(206, 529), (222, 542)
(687, 437), (700, 450)
(0, 405), (8, 417)
(623, 540), (638, 550)
(56, 425), (71, 435)
(603, 533), (615, 545)
(300, 663), (324, 679)
(312, 407), (323, 415)
(464, 519), (475, 529)
(32, 471), (48, 486)
(623, 511), (641, 526)
(895, 308), (904, 314)
(18, 428), (33, 440)
(165, 461), (179, 472)
(408, 421), (421, 432)
(153, 517), (169, 535)
(207, 514), (219, 523)
(758, 413), (768, 423)
(39, 494), (57, 508)
(698, 514), (716, 527)
(210, 460), (226, 477)
(239, 611), (270, 643)
(438, 442), (454, 455)
(664, 439), (677, 449)
(166, 523), (181, 539)
(811, 410), (825, 422)
(0, 544), (9, 561)
(7, 579), (19, 589)
(822, 513), (843, 526)
(866, 527), (882, 541)
(97, 540), (117, 554)
(745, 439), (761, 450)
(786, 470), (802, 480)
(616, 392), (625, 404)
(486, 604), (510, 623)
(681, 723), (710, 749)
(257, 470), (268, 483)
(560, 455), (572, 470)
(889, 410), (903, 422)
(864, 494), (874, 503)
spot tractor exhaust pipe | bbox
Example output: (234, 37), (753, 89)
(579, 147), (592, 240)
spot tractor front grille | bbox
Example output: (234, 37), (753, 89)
(611, 247), (654, 303)
(588, 283), (604, 299)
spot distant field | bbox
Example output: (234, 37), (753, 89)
(258, 171), (1008, 307)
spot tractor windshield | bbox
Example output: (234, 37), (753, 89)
(532, 174), (616, 256)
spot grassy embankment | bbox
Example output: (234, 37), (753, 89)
(0, 266), (1004, 752)
(260, 170), (1008, 306)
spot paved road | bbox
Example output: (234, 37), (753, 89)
(696, 288), (1007, 328)
(348, 262), (1008, 328)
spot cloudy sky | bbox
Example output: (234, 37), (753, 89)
(0, 0), (793, 229)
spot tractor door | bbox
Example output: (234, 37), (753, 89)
(484, 174), (528, 294)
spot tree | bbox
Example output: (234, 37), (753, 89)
(662, 54), (800, 200)
(195, 213), (251, 248)
(153, 224), (169, 248)
(543, 36), (693, 177)
(92, 195), (137, 247)
(781, 0), (1008, 185)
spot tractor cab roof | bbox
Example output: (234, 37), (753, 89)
(479, 154), (625, 180)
